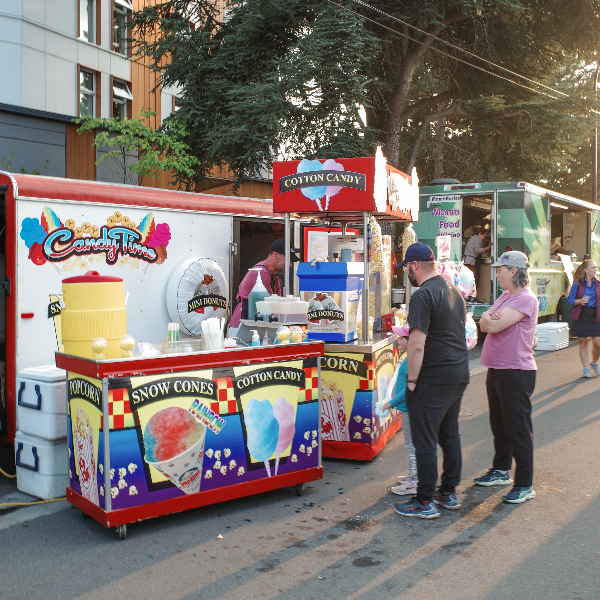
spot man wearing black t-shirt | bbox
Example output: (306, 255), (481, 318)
(395, 242), (469, 519)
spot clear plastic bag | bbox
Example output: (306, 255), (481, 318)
(465, 312), (478, 350)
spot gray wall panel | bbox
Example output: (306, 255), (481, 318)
(0, 110), (65, 177)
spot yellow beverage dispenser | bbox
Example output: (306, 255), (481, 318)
(60, 271), (128, 360)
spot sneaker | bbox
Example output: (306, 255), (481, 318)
(591, 363), (600, 376)
(391, 481), (417, 496)
(474, 468), (513, 486)
(502, 486), (535, 504)
(583, 367), (591, 378)
(433, 489), (461, 510)
(395, 498), (439, 519)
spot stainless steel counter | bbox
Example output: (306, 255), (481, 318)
(324, 332), (397, 354)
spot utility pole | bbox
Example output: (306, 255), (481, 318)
(593, 63), (599, 204)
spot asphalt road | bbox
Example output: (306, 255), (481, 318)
(1, 342), (599, 600)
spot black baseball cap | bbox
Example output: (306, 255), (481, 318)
(397, 242), (435, 268)
(271, 239), (300, 262)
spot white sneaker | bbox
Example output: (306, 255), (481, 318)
(391, 481), (417, 495)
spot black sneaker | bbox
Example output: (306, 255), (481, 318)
(433, 489), (461, 510)
(474, 468), (513, 486)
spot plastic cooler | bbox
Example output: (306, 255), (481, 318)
(535, 322), (569, 351)
(15, 430), (68, 499)
(16, 365), (67, 440)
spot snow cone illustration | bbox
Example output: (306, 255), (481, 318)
(273, 397), (296, 475)
(138, 212), (155, 244)
(143, 406), (206, 494)
(41, 205), (63, 233)
(245, 399), (279, 477)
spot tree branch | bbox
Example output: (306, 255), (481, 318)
(397, 90), (458, 126)
(406, 105), (469, 172)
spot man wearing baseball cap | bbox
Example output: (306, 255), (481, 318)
(228, 239), (300, 336)
(394, 242), (470, 519)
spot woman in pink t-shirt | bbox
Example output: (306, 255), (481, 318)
(474, 251), (538, 505)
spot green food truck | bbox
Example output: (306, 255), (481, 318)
(414, 181), (600, 321)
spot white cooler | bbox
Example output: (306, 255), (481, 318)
(17, 366), (67, 440)
(535, 322), (569, 351)
(15, 430), (68, 499)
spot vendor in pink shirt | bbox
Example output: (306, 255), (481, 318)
(228, 239), (299, 335)
(474, 251), (538, 505)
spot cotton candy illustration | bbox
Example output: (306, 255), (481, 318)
(245, 399), (279, 477)
(273, 397), (295, 475)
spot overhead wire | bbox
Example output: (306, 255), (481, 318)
(327, 0), (565, 100)
(349, 0), (568, 98)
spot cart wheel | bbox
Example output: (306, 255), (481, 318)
(81, 511), (91, 520)
(116, 524), (127, 540)
(295, 483), (306, 497)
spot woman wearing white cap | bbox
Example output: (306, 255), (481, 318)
(475, 251), (538, 504)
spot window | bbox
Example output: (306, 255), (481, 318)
(80, 69), (95, 117)
(173, 96), (182, 112)
(80, 0), (95, 43)
(113, 0), (133, 55)
(112, 80), (133, 120)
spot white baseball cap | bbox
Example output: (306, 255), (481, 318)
(491, 251), (530, 269)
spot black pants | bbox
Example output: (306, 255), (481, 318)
(406, 381), (467, 502)
(486, 368), (536, 487)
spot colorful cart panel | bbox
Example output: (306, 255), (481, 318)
(320, 339), (401, 460)
(67, 358), (320, 512)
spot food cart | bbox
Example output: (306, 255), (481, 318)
(415, 181), (600, 320)
(272, 150), (419, 460)
(56, 342), (323, 539)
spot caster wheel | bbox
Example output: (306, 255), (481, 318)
(81, 511), (92, 520)
(116, 524), (127, 540)
(295, 483), (306, 496)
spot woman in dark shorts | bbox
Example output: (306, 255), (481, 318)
(567, 259), (600, 378)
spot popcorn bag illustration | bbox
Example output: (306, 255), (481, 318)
(74, 407), (99, 505)
(143, 407), (206, 495)
(321, 379), (350, 441)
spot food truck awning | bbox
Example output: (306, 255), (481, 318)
(1, 173), (280, 218)
(544, 188), (600, 213)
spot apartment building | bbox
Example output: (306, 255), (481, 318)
(0, 0), (271, 197)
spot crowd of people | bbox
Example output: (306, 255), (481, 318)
(382, 243), (539, 519)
